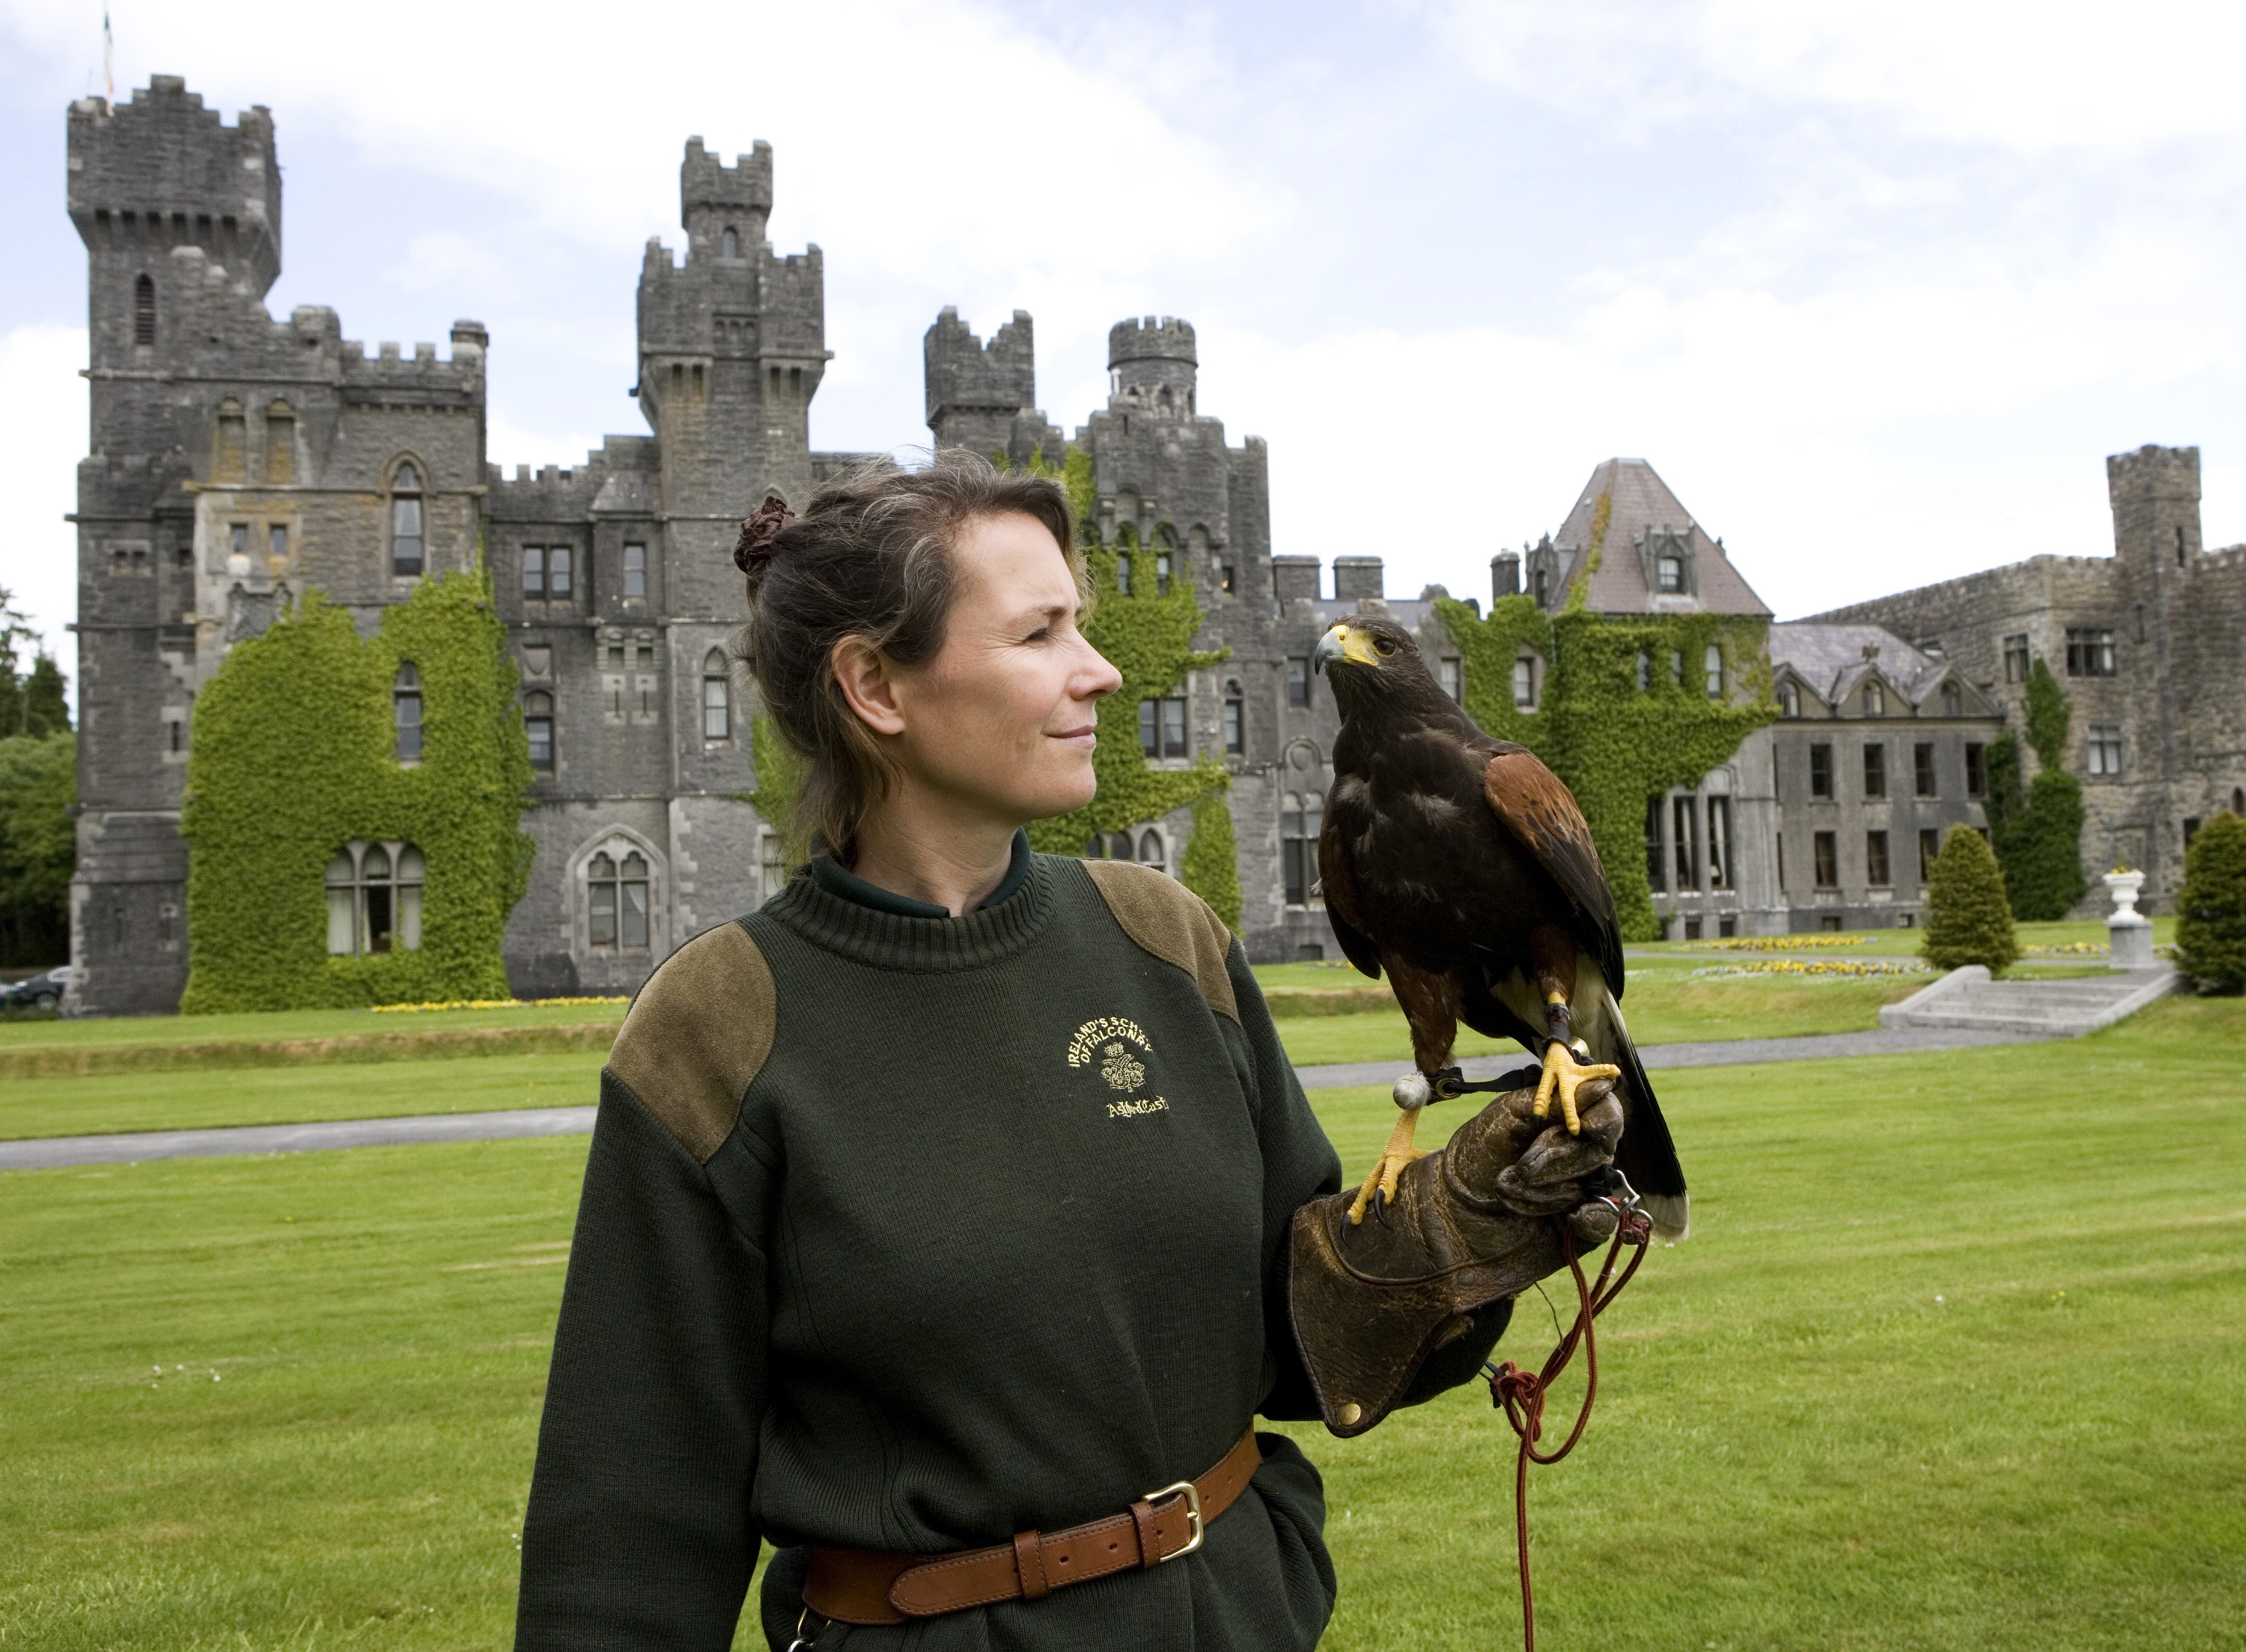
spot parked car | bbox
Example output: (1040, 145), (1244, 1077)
(0, 968), (70, 1012)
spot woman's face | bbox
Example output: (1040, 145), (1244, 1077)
(881, 512), (1122, 828)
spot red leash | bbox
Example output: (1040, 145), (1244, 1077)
(1483, 1207), (1652, 1652)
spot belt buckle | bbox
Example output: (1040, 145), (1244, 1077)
(1141, 1479), (1204, 1562)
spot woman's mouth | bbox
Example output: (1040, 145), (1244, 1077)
(1051, 725), (1098, 749)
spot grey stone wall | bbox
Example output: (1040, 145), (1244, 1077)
(1807, 444), (2246, 914)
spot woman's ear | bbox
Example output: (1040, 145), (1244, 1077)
(831, 635), (907, 738)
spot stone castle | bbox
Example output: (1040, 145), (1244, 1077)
(63, 78), (2242, 1014)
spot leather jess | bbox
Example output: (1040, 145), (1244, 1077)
(802, 1430), (1263, 1626)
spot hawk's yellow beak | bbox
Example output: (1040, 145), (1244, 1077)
(1313, 624), (1381, 672)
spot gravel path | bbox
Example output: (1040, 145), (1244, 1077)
(0, 1023), (2054, 1171)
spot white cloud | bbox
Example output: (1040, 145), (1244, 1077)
(0, 326), (87, 671)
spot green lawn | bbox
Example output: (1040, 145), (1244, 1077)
(0, 1051), (609, 1142)
(3, 997), (2241, 1648)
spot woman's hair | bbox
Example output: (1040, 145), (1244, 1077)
(735, 449), (1082, 861)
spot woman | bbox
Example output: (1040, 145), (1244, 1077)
(515, 454), (1625, 1651)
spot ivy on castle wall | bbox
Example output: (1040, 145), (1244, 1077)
(1985, 656), (2087, 921)
(746, 710), (810, 873)
(993, 445), (1241, 929)
(181, 572), (534, 1011)
(1434, 540), (1777, 942)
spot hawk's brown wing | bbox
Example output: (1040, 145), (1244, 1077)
(1482, 747), (1625, 993)
(1317, 815), (1384, 981)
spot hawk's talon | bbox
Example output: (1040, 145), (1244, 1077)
(1530, 1038), (1622, 1135)
(1347, 1111), (1428, 1226)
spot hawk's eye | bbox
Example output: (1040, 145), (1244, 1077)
(1374, 636), (1398, 657)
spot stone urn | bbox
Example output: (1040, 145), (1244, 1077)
(2104, 869), (2154, 970)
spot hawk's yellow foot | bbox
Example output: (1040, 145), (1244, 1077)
(1531, 1038), (1622, 1135)
(1347, 1110), (1428, 1226)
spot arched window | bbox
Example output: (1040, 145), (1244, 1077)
(264, 400), (295, 484)
(1941, 682), (1962, 717)
(390, 462), (424, 576)
(524, 690), (554, 769)
(1636, 650), (1651, 692)
(1153, 526), (1176, 596)
(1223, 679), (1244, 753)
(1779, 682), (1801, 718)
(394, 662), (422, 762)
(134, 274), (156, 346)
(1705, 644), (1724, 699)
(213, 398), (246, 482)
(1139, 829), (1166, 872)
(324, 841), (424, 955)
(587, 850), (651, 949)
(1512, 657), (1536, 708)
(721, 226), (740, 258)
(702, 649), (731, 740)
(1862, 680), (1884, 716)
(1282, 795), (1321, 906)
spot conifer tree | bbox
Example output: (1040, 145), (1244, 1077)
(1922, 824), (2019, 973)
(2175, 812), (2246, 994)
(1988, 659), (2088, 919)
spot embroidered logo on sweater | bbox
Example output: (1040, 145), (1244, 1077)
(1068, 1019), (1165, 1118)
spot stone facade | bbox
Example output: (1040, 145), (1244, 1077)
(1805, 445), (2246, 915)
(925, 310), (1461, 961)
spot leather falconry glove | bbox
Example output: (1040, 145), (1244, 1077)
(1288, 1079), (1625, 1437)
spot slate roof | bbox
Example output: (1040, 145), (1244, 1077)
(1770, 623), (1950, 708)
(1548, 458), (1772, 618)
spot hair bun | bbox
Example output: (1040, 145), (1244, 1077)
(734, 495), (797, 577)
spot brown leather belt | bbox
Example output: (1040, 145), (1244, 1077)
(802, 1429), (1262, 1626)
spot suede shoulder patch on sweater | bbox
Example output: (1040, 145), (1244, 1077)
(606, 921), (775, 1162)
(1080, 859), (1239, 1023)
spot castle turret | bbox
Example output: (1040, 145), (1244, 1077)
(1109, 317), (1196, 415)
(69, 76), (281, 374)
(681, 136), (771, 259)
(2107, 444), (2202, 572)
(923, 308), (1057, 466)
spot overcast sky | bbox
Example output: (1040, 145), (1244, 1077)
(7, 0), (2246, 675)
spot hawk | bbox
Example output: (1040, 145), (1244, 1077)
(1312, 617), (1688, 1239)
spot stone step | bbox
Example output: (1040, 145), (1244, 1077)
(1880, 966), (2182, 1036)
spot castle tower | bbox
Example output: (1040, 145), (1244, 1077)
(64, 77), (288, 1016)
(2107, 444), (2202, 572)
(2106, 443), (2197, 787)
(638, 137), (825, 619)
(922, 308), (1059, 468)
(1109, 317), (1197, 416)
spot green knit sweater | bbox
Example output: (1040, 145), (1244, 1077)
(517, 850), (1461, 1650)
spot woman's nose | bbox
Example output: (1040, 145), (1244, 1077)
(1080, 642), (1123, 701)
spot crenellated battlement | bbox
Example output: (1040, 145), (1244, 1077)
(1110, 316), (1197, 368)
(69, 76), (280, 298)
(925, 307), (1035, 424)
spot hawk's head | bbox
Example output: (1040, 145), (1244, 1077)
(1313, 618), (1438, 715)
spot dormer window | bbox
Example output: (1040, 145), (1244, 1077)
(390, 462), (424, 576)
(1941, 683), (1962, 717)
(1779, 682), (1801, 718)
(1862, 681), (1884, 716)
(1658, 555), (1684, 593)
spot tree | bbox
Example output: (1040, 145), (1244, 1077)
(2175, 812), (2246, 995)
(0, 732), (76, 966)
(1921, 825), (2019, 974)
(1986, 659), (2087, 920)
(0, 587), (69, 740)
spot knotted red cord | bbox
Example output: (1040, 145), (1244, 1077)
(1484, 1209), (1652, 1652)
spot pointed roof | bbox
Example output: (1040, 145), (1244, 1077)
(1547, 458), (1771, 618)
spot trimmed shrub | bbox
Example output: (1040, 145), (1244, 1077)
(2175, 813), (2246, 994)
(1923, 825), (2019, 974)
